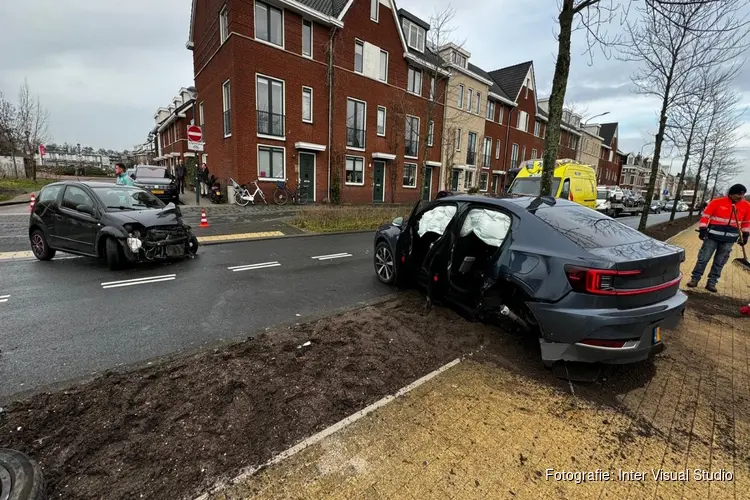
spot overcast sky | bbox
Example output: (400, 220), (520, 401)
(1, 0), (747, 185)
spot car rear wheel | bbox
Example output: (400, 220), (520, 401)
(0, 448), (46, 500)
(30, 229), (55, 261)
(374, 242), (397, 285)
(105, 237), (125, 270)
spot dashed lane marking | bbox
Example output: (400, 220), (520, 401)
(311, 252), (353, 261)
(101, 274), (177, 289)
(227, 261), (281, 272)
(0, 294), (9, 303)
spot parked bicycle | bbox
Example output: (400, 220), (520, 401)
(229, 177), (268, 206)
(273, 179), (308, 205)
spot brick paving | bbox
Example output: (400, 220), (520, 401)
(206, 225), (750, 500)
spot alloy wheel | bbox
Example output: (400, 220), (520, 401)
(375, 246), (394, 282)
(31, 233), (45, 257)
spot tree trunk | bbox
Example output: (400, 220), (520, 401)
(700, 159), (718, 207)
(710, 168), (719, 199)
(670, 147), (691, 221)
(539, 4), (574, 196)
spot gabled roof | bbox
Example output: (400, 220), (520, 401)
(598, 123), (618, 146)
(397, 8), (429, 30)
(302, 0), (349, 16)
(488, 61), (533, 102)
(469, 63), (512, 101)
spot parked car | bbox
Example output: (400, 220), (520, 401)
(663, 200), (689, 212)
(29, 181), (198, 270)
(649, 200), (664, 214)
(133, 165), (179, 203)
(126, 167), (136, 180)
(373, 195), (687, 366)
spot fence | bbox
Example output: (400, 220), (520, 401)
(0, 156), (27, 178)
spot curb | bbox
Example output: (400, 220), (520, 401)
(0, 199), (30, 207)
(194, 357), (462, 500)
(196, 228), (374, 246)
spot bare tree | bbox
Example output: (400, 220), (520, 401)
(0, 92), (21, 176)
(621, 0), (749, 231)
(385, 92), (412, 203)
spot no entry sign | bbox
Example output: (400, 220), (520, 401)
(187, 125), (204, 151)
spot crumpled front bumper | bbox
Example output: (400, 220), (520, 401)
(119, 227), (193, 262)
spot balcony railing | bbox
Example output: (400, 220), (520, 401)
(466, 150), (476, 165)
(257, 110), (285, 137)
(347, 127), (365, 148)
(405, 139), (419, 157)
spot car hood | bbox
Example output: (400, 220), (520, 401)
(135, 176), (173, 186)
(104, 203), (184, 227)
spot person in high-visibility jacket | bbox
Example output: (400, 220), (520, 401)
(687, 184), (750, 292)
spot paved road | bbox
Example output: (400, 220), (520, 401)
(0, 232), (389, 402)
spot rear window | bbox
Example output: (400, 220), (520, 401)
(509, 177), (561, 197)
(596, 189), (608, 200)
(135, 166), (168, 178)
(534, 205), (649, 249)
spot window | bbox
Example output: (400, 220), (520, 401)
(407, 67), (422, 95)
(534, 121), (540, 137)
(463, 171), (474, 190)
(222, 80), (231, 137)
(486, 100), (495, 121)
(256, 75), (285, 137)
(457, 84), (464, 108)
(482, 137), (492, 168)
(427, 120), (434, 146)
(370, 0), (379, 21)
(302, 20), (312, 58)
(199, 102), (204, 128)
(417, 204), (458, 238)
(534, 205), (649, 250)
(258, 146), (285, 180)
(430, 77), (435, 101)
(403, 163), (417, 187)
(498, 107), (503, 124)
(354, 41), (364, 73)
(255, 1), (283, 47)
(405, 115), (419, 157)
(62, 185), (94, 212)
(531, 149), (537, 159)
(219, 7), (229, 44)
(467, 132), (477, 165)
(379, 50), (388, 82)
(402, 18), (425, 52)
(377, 106), (386, 136)
(495, 139), (501, 159)
(452, 51), (467, 68)
(609, 150), (614, 162)
(510, 143), (519, 169)
(346, 98), (366, 148)
(517, 111), (528, 132)
(345, 156), (364, 185)
(467, 89), (473, 111)
(302, 87), (313, 123)
(479, 172), (489, 192)
(521, 146), (526, 162)
(475, 93), (481, 114)
(38, 185), (62, 206)
(455, 128), (462, 151)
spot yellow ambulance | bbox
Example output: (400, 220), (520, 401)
(508, 159), (598, 210)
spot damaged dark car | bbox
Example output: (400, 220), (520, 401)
(373, 195), (687, 366)
(29, 181), (199, 270)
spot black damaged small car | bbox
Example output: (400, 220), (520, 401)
(29, 181), (198, 270)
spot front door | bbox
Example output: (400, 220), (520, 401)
(57, 185), (99, 255)
(421, 167), (432, 201)
(299, 152), (315, 201)
(451, 169), (460, 191)
(491, 175), (499, 193)
(373, 161), (385, 203)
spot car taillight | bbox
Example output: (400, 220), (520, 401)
(565, 265), (681, 295)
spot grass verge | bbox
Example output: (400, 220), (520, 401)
(0, 178), (54, 202)
(291, 205), (409, 232)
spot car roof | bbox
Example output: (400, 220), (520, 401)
(437, 194), (580, 212)
(42, 181), (137, 189)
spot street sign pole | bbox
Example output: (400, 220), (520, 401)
(186, 125), (204, 205)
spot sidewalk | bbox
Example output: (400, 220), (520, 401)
(207, 225), (750, 500)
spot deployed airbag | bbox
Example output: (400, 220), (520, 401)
(417, 205), (457, 237)
(459, 209), (511, 247)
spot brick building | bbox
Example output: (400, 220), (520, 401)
(187, 0), (446, 203)
(152, 87), (198, 173)
(595, 122), (621, 186)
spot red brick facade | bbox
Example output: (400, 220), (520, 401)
(157, 107), (195, 171)
(597, 139), (621, 186)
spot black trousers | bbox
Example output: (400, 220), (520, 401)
(177, 177), (185, 194)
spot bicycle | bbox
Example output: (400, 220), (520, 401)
(273, 179), (308, 205)
(229, 177), (268, 206)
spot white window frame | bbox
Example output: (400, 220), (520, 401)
(455, 128), (462, 151)
(517, 111), (528, 132)
(302, 86), (313, 123)
(402, 18), (425, 52)
(486, 100), (495, 121)
(219, 7), (229, 44)
(302, 19), (313, 59)
(345, 155), (365, 186)
(379, 50), (388, 82)
(531, 149), (537, 159)
(534, 121), (540, 137)
(521, 146), (526, 162)
(256, 73), (286, 139)
(407, 66), (422, 96)
(377, 106), (386, 136)
(354, 40), (364, 74)
(511, 143), (519, 168)
(254, 0), (284, 49)
(495, 139), (501, 159)
(257, 144), (286, 181)
(370, 0), (379, 22)
(427, 120), (434, 146)
(430, 76), (435, 101)
(457, 84), (464, 108)
(346, 97), (367, 151)
(403, 163), (418, 188)
(498, 107), (503, 124)
(475, 92), (481, 114)
(199, 102), (204, 128)
(479, 171), (489, 192)
(467, 89), (473, 111)
(222, 79), (231, 138)
(483, 137), (492, 168)
(405, 114), (420, 159)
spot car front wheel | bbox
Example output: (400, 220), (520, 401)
(374, 242), (397, 285)
(105, 237), (125, 270)
(30, 229), (55, 261)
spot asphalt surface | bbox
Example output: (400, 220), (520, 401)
(0, 232), (389, 402)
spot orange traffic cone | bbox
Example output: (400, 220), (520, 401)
(29, 193), (36, 213)
(199, 208), (210, 228)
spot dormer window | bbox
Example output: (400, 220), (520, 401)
(451, 51), (466, 68)
(402, 18), (425, 52)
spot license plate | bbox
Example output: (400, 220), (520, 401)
(653, 326), (661, 344)
(152, 190), (164, 194)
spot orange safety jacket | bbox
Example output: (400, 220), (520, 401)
(699, 197), (750, 243)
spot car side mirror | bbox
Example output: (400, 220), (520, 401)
(392, 216), (404, 227)
(77, 204), (95, 216)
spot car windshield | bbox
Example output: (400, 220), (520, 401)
(93, 187), (165, 210)
(509, 177), (562, 197)
(135, 166), (168, 178)
(597, 189), (608, 200)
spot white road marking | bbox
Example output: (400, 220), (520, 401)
(0, 294), (9, 303)
(311, 252), (353, 261)
(227, 261), (281, 272)
(101, 274), (177, 289)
